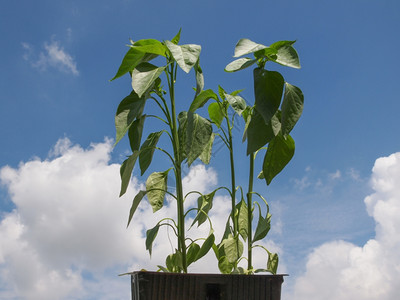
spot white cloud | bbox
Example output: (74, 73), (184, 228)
(0, 138), (229, 299)
(291, 152), (400, 300)
(22, 39), (79, 76)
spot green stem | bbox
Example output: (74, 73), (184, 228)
(168, 62), (187, 273)
(247, 152), (255, 271)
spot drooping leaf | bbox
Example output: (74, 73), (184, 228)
(145, 169), (170, 212)
(115, 91), (146, 145)
(146, 224), (160, 256)
(186, 112), (213, 166)
(208, 102), (224, 128)
(253, 68), (284, 124)
(139, 131), (164, 175)
(225, 57), (257, 72)
(192, 190), (216, 227)
(267, 252), (279, 274)
(246, 109), (280, 155)
(225, 93), (246, 116)
(221, 235), (243, 264)
(281, 83), (304, 136)
(128, 114), (146, 152)
(187, 243), (200, 266)
(236, 199), (248, 241)
(269, 40), (300, 69)
(127, 190), (147, 227)
(189, 89), (219, 112)
(194, 59), (204, 97)
(263, 134), (295, 185)
(131, 62), (166, 98)
(199, 133), (215, 164)
(253, 211), (271, 242)
(119, 151), (140, 197)
(165, 40), (201, 73)
(196, 233), (215, 261)
(233, 39), (269, 57)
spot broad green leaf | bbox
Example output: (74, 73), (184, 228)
(253, 68), (284, 124)
(166, 250), (183, 272)
(196, 233), (215, 261)
(199, 132), (215, 165)
(246, 110), (280, 155)
(128, 115), (146, 152)
(269, 40), (300, 69)
(225, 93), (246, 116)
(218, 256), (233, 274)
(131, 39), (167, 57)
(263, 134), (295, 185)
(187, 243), (200, 266)
(145, 169), (170, 212)
(178, 112), (188, 163)
(253, 211), (271, 242)
(119, 151), (140, 197)
(110, 47), (146, 81)
(145, 224), (160, 256)
(165, 40), (201, 73)
(233, 39), (268, 57)
(131, 62), (166, 98)
(281, 83), (304, 136)
(225, 57), (257, 72)
(192, 190), (216, 227)
(127, 190), (147, 227)
(208, 102), (224, 128)
(189, 89), (218, 112)
(186, 112), (213, 166)
(171, 28), (181, 45)
(237, 199), (248, 241)
(139, 131), (164, 175)
(115, 91), (146, 145)
(194, 60), (204, 97)
(267, 252), (279, 274)
(221, 235), (243, 264)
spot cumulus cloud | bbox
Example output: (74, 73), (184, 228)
(292, 152), (400, 300)
(0, 138), (227, 299)
(22, 39), (79, 75)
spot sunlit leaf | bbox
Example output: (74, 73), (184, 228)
(281, 83), (304, 136)
(165, 40), (201, 73)
(208, 102), (224, 128)
(221, 235), (243, 264)
(192, 190), (216, 227)
(131, 62), (166, 98)
(225, 57), (257, 72)
(194, 59), (204, 97)
(233, 39), (268, 57)
(225, 93), (246, 116)
(199, 133), (215, 165)
(269, 40), (300, 69)
(189, 89), (218, 112)
(237, 199), (248, 241)
(186, 112), (213, 166)
(110, 47), (146, 81)
(132, 39), (167, 57)
(145, 169), (170, 212)
(267, 252), (279, 274)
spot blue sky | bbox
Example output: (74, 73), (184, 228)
(1, 1), (400, 299)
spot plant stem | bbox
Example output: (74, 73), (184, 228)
(168, 63), (187, 273)
(247, 152), (255, 271)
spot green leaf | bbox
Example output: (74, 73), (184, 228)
(221, 235), (243, 264)
(171, 28), (181, 45)
(208, 102), (224, 128)
(146, 224), (160, 256)
(110, 47), (146, 81)
(128, 115), (146, 152)
(218, 256), (233, 274)
(187, 243), (200, 266)
(119, 151), (140, 197)
(165, 40), (201, 73)
(192, 190), (216, 227)
(127, 190), (147, 228)
(246, 109), (280, 155)
(139, 131), (164, 175)
(281, 83), (304, 136)
(225, 93), (246, 116)
(225, 57), (258, 72)
(186, 112), (213, 166)
(194, 59), (204, 97)
(233, 39), (269, 57)
(237, 199), (248, 241)
(267, 252), (279, 274)
(253, 211), (271, 242)
(269, 40), (301, 69)
(263, 134), (295, 185)
(115, 91), (146, 145)
(131, 39), (167, 57)
(145, 169), (170, 212)
(196, 233), (215, 261)
(131, 62), (166, 98)
(199, 132), (215, 165)
(253, 68), (284, 124)
(218, 85), (227, 100)
(178, 112), (188, 163)
(189, 89), (219, 112)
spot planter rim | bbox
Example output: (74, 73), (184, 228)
(128, 271), (288, 277)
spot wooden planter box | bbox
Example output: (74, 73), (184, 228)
(130, 271), (285, 300)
